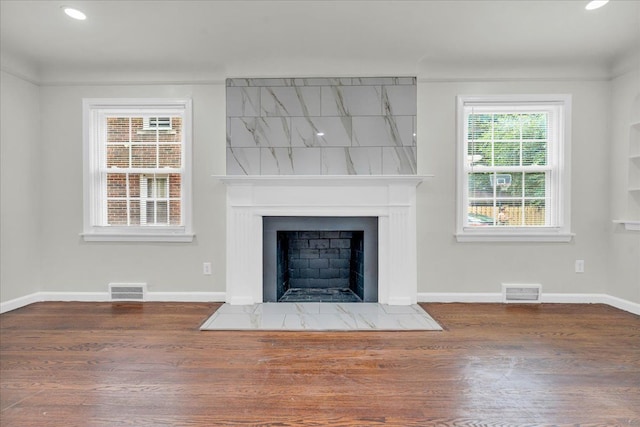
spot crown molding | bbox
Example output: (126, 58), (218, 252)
(0, 51), (40, 85)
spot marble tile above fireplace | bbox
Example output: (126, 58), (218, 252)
(226, 77), (417, 176)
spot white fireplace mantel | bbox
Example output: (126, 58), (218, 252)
(217, 175), (431, 305)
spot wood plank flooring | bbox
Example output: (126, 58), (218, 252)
(1, 302), (639, 426)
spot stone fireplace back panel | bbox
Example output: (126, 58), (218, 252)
(263, 217), (378, 302)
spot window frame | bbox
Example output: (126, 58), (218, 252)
(455, 94), (573, 243)
(82, 98), (193, 242)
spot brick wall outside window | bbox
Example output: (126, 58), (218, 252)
(104, 116), (183, 226)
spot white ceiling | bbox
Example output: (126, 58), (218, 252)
(1, 0), (639, 82)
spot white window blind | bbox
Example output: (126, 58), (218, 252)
(143, 116), (172, 130)
(140, 175), (170, 225)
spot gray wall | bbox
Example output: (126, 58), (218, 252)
(608, 66), (640, 304)
(37, 84), (227, 295)
(1, 62), (638, 305)
(417, 79), (613, 298)
(1, 71), (41, 301)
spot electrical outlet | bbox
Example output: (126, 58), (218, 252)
(575, 259), (585, 273)
(203, 262), (212, 275)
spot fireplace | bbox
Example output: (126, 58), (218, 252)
(220, 175), (426, 305)
(263, 216), (378, 302)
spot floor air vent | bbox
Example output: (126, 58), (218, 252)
(109, 283), (146, 301)
(502, 284), (541, 303)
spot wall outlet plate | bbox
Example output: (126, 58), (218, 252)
(203, 262), (212, 275)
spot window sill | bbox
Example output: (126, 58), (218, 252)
(81, 232), (194, 243)
(455, 231), (574, 243)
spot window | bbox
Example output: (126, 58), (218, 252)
(456, 95), (572, 242)
(83, 99), (193, 242)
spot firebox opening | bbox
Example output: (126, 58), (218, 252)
(276, 230), (365, 302)
(263, 217), (378, 303)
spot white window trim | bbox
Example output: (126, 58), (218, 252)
(455, 94), (573, 243)
(82, 98), (193, 242)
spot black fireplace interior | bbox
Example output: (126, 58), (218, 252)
(263, 217), (378, 303)
(276, 230), (365, 302)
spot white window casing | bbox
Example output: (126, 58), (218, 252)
(455, 94), (573, 243)
(82, 98), (193, 242)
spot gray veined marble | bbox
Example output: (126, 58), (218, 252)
(227, 78), (296, 87)
(292, 78), (353, 87)
(321, 85), (382, 116)
(227, 147), (261, 175)
(261, 86), (321, 117)
(347, 147), (383, 174)
(320, 148), (356, 175)
(383, 85), (417, 116)
(382, 147), (417, 174)
(291, 117), (352, 147)
(226, 87), (260, 117)
(321, 148), (382, 175)
(352, 116), (414, 147)
(225, 76), (417, 176)
(229, 117), (291, 147)
(200, 303), (443, 331)
(261, 147), (321, 175)
(227, 77), (416, 87)
(352, 77), (416, 86)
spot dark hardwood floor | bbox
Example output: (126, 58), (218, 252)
(1, 302), (639, 426)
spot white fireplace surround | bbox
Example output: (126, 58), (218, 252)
(219, 175), (428, 305)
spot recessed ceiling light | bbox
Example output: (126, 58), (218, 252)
(585, 0), (609, 10)
(316, 132), (325, 136)
(62, 6), (87, 20)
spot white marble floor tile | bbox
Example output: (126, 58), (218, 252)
(379, 304), (425, 314)
(201, 303), (441, 331)
(216, 304), (259, 314)
(202, 313), (257, 330)
(258, 302), (321, 315)
(257, 314), (287, 329)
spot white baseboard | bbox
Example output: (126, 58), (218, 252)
(599, 294), (640, 316)
(1, 291), (226, 314)
(418, 292), (640, 316)
(145, 292), (226, 302)
(418, 292), (503, 303)
(0, 293), (42, 314)
(3, 291), (638, 316)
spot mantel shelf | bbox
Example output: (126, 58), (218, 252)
(215, 175), (433, 187)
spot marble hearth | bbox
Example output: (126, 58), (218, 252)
(220, 175), (426, 305)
